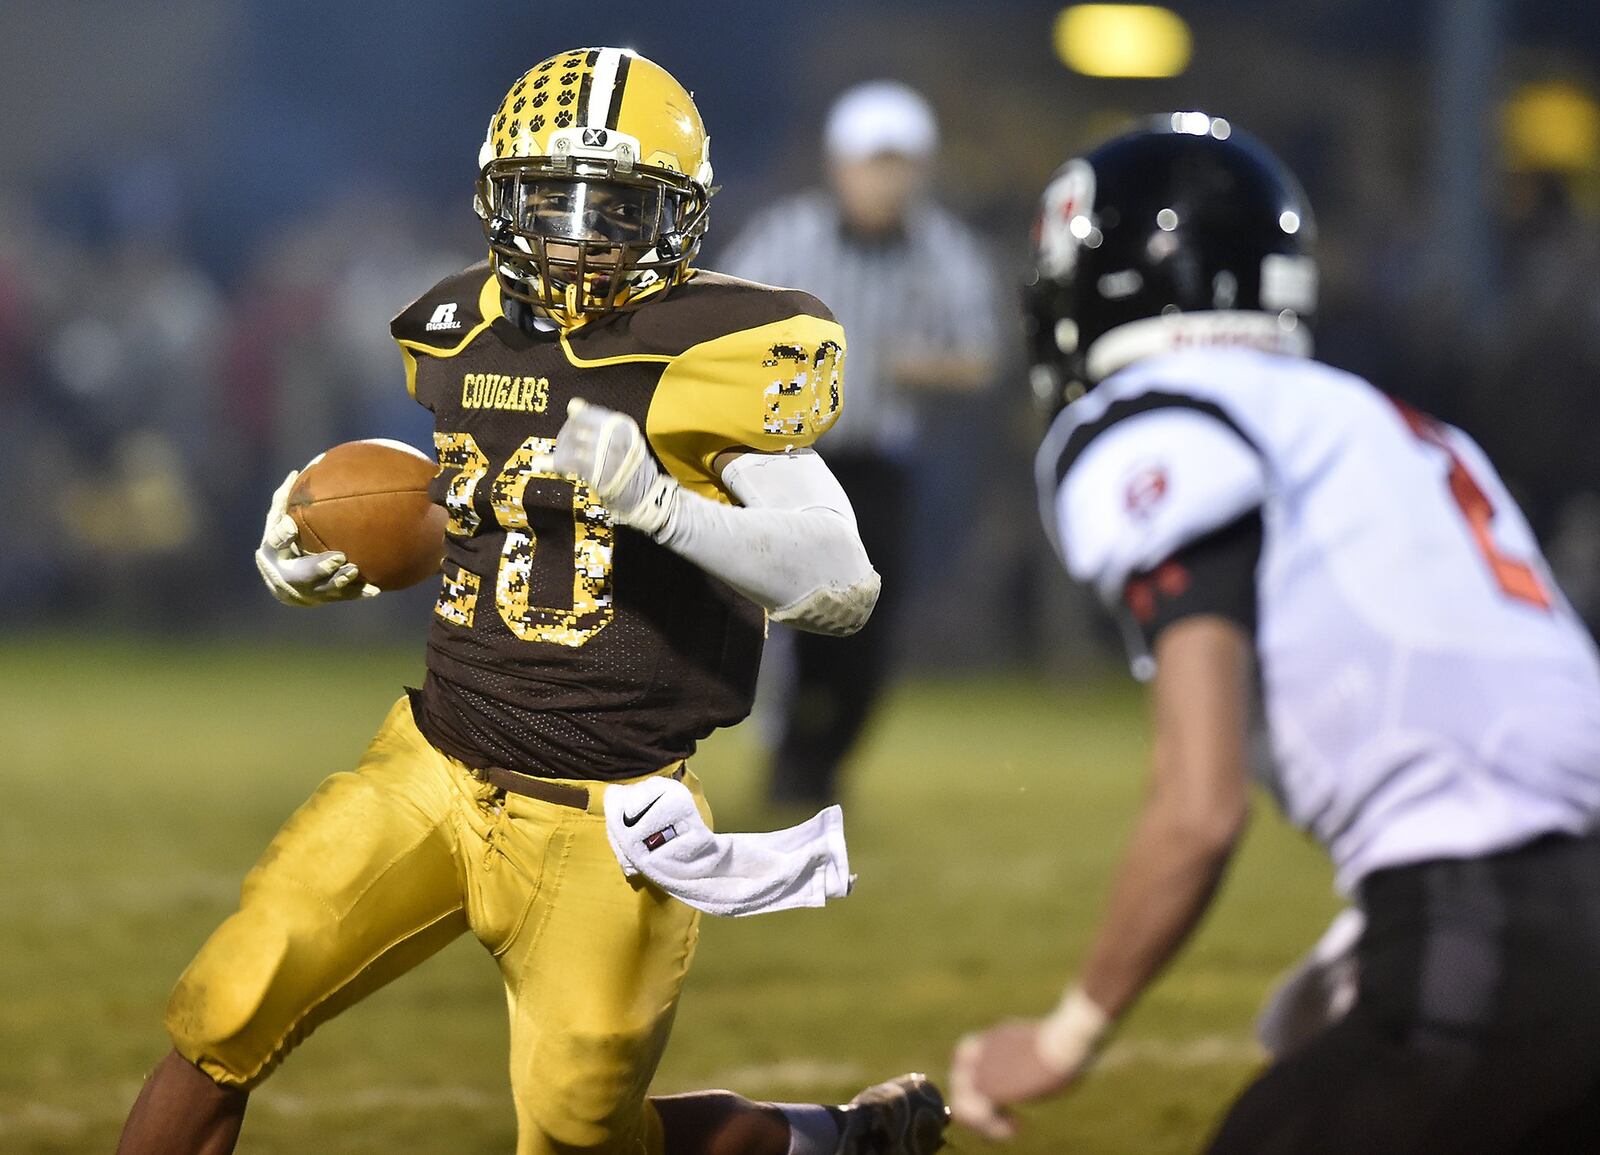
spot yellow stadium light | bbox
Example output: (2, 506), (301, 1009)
(1503, 81), (1600, 173)
(1054, 5), (1192, 79)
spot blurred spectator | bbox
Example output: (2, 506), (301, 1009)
(717, 81), (1003, 805)
(4, 171), (224, 626)
(216, 191), (466, 576)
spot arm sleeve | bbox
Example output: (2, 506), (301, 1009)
(1122, 510), (1263, 647)
(653, 450), (880, 636)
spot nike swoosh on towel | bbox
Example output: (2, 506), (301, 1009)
(622, 795), (664, 828)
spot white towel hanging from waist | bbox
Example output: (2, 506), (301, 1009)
(602, 777), (854, 917)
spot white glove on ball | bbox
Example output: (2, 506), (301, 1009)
(253, 466), (380, 606)
(552, 398), (680, 537)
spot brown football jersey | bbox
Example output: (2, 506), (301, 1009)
(389, 263), (846, 780)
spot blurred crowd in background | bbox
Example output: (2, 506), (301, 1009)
(5, 0), (1600, 669)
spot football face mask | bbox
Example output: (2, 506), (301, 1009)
(479, 161), (704, 320)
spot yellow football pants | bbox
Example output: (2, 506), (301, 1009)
(165, 696), (707, 1155)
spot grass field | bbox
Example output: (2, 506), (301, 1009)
(0, 635), (1340, 1154)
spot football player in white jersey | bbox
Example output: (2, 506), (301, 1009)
(947, 115), (1600, 1152)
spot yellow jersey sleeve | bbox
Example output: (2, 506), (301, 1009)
(644, 312), (846, 500)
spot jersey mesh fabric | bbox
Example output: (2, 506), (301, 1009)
(395, 265), (837, 780)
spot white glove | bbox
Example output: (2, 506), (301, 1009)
(1255, 907), (1364, 1058)
(552, 398), (679, 537)
(253, 467), (380, 606)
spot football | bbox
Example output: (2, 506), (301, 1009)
(287, 439), (447, 590)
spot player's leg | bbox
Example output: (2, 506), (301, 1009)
(1212, 838), (1600, 1154)
(477, 767), (947, 1154)
(116, 696), (470, 1155)
(769, 625), (861, 804)
(116, 1049), (247, 1155)
(1204, 1005), (1454, 1154)
(472, 762), (704, 1154)
(653, 1074), (948, 1155)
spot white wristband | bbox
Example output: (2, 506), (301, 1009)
(1036, 987), (1112, 1075)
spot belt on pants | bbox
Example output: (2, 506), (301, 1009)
(473, 763), (687, 812)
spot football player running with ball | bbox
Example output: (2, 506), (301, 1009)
(949, 116), (1600, 1152)
(117, 48), (948, 1155)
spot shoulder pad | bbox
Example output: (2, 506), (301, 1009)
(1038, 400), (1266, 603)
(563, 270), (835, 363)
(390, 262), (501, 353)
(643, 300), (846, 496)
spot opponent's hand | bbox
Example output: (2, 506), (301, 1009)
(253, 468), (380, 606)
(952, 987), (1111, 1140)
(1256, 907), (1364, 1058)
(552, 398), (679, 537)
(949, 1020), (1078, 1141)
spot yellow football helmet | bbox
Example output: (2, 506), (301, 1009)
(475, 48), (714, 328)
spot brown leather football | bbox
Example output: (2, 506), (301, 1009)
(287, 440), (446, 590)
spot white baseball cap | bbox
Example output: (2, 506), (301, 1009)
(824, 81), (940, 160)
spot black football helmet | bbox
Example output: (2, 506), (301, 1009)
(1026, 113), (1318, 416)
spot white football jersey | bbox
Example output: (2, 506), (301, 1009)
(1038, 347), (1600, 890)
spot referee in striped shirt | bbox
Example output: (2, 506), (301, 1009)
(719, 81), (1003, 805)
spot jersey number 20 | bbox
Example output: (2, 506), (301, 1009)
(432, 431), (615, 647)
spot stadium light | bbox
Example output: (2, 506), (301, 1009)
(1502, 81), (1600, 172)
(1054, 5), (1192, 79)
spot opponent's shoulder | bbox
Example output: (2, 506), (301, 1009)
(390, 261), (500, 351)
(1037, 373), (1268, 600)
(1043, 362), (1260, 486)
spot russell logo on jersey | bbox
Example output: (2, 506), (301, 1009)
(426, 303), (463, 332)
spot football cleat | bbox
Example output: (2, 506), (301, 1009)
(836, 1073), (950, 1155)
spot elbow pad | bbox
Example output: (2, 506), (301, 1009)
(654, 451), (882, 632)
(771, 566), (882, 636)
